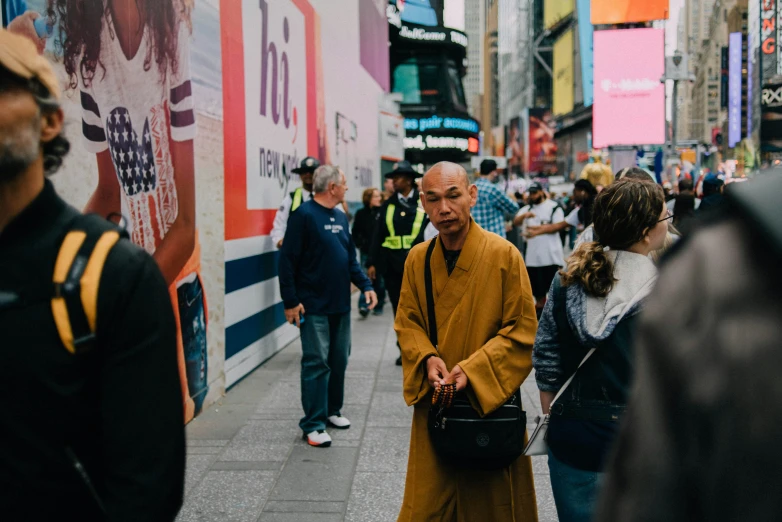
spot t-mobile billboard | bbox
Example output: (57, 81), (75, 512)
(593, 28), (665, 148)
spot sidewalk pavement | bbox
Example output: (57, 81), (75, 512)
(177, 304), (557, 522)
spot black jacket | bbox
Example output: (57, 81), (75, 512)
(351, 205), (380, 255)
(367, 189), (428, 276)
(0, 182), (185, 522)
(596, 175), (782, 521)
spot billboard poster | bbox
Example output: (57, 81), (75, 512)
(553, 28), (575, 116)
(729, 32), (743, 148)
(544, 0), (574, 30)
(577, 0), (594, 107)
(762, 0), (777, 82)
(12, 0), (224, 421)
(222, 0), (387, 387)
(591, 0), (669, 25)
(507, 116), (523, 176)
(750, 0), (761, 137)
(522, 108), (558, 175)
(593, 28), (665, 148)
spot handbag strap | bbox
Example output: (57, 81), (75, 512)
(548, 275), (595, 408)
(424, 238), (438, 349)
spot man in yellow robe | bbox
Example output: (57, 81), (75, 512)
(395, 162), (539, 521)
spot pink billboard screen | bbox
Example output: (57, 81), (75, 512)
(593, 28), (665, 148)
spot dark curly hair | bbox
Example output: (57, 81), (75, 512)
(46, 0), (181, 90)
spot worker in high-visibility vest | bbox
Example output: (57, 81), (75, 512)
(271, 157), (320, 249)
(367, 161), (429, 365)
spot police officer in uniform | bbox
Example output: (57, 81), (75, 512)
(271, 156), (320, 249)
(367, 161), (428, 365)
(0, 30), (184, 520)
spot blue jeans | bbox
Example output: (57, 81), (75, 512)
(548, 448), (603, 522)
(299, 312), (351, 432)
(358, 253), (385, 310)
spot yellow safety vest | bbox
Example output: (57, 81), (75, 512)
(291, 188), (303, 212)
(381, 204), (426, 250)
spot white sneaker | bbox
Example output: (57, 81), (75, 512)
(327, 415), (351, 429)
(303, 430), (332, 447)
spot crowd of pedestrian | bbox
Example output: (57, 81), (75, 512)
(4, 20), (782, 522)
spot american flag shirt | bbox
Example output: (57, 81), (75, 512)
(80, 22), (196, 253)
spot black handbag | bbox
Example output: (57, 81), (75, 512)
(423, 239), (527, 470)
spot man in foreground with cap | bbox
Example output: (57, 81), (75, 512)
(0, 29), (185, 520)
(367, 160), (429, 366)
(472, 159), (519, 238)
(513, 182), (565, 313)
(272, 156), (322, 248)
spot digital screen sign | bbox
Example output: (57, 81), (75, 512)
(592, 0), (669, 24)
(404, 115), (479, 133)
(593, 28), (665, 148)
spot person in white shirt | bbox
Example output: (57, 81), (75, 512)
(513, 182), (565, 313)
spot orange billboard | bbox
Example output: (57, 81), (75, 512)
(592, 0), (669, 24)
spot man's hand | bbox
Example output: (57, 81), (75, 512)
(8, 12), (47, 54)
(426, 356), (449, 389)
(365, 290), (378, 310)
(367, 265), (376, 280)
(276, 239), (284, 249)
(284, 303), (305, 328)
(513, 212), (535, 227)
(525, 225), (542, 238)
(444, 364), (469, 392)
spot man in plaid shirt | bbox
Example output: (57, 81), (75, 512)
(472, 159), (519, 238)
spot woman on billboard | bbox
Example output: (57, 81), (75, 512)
(46, 0), (207, 421)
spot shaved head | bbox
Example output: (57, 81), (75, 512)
(419, 161), (477, 244)
(422, 162), (470, 192)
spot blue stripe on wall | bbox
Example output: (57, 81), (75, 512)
(225, 301), (288, 359)
(225, 251), (279, 293)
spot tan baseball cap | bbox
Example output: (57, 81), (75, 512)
(0, 28), (60, 101)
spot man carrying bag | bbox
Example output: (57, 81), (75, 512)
(395, 162), (539, 521)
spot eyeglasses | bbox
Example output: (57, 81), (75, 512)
(657, 209), (673, 223)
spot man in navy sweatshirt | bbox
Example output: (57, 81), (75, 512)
(279, 165), (378, 448)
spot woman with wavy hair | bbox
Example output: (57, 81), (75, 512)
(46, 0), (205, 421)
(532, 179), (669, 522)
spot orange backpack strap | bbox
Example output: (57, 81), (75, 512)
(52, 216), (122, 354)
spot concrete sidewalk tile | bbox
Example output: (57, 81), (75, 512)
(187, 446), (225, 455)
(185, 403), (257, 441)
(233, 420), (301, 443)
(210, 461), (284, 471)
(184, 454), (218, 495)
(219, 442), (293, 463)
(256, 381), (301, 411)
(250, 409), (304, 421)
(175, 470), (275, 522)
(531, 455), (549, 475)
(532, 470), (558, 522)
(345, 472), (405, 522)
(373, 379), (403, 393)
(366, 392), (413, 428)
(355, 427), (410, 473)
(343, 378), (376, 406)
(187, 439), (230, 447)
(259, 513), (342, 522)
(263, 500), (344, 513)
(269, 446), (359, 502)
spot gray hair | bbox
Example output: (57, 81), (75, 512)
(313, 165), (342, 193)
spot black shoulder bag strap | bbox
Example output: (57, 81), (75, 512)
(424, 238), (438, 348)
